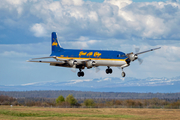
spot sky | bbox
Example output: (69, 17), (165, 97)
(0, 0), (180, 87)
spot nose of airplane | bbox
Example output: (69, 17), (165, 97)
(125, 58), (131, 65)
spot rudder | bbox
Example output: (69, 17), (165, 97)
(51, 32), (62, 53)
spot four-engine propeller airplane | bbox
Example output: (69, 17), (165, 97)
(28, 32), (161, 77)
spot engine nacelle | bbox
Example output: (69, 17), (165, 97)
(86, 60), (96, 69)
(127, 53), (138, 61)
(68, 60), (77, 67)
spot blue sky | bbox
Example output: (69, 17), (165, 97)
(0, 0), (180, 90)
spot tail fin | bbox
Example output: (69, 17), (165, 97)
(51, 32), (62, 53)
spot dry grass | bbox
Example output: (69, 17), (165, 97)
(0, 106), (180, 120)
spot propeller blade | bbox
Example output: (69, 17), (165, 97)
(137, 58), (143, 65)
(71, 68), (76, 73)
(95, 67), (100, 73)
(135, 48), (140, 53)
(71, 65), (77, 73)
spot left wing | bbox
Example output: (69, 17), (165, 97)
(28, 56), (56, 60)
(27, 56), (65, 64)
(27, 60), (65, 64)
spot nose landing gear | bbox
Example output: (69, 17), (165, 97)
(121, 68), (126, 77)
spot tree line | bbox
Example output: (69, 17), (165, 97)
(1, 94), (180, 109)
(0, 90), (180, 99)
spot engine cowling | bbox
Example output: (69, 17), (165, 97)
(86, 60), (96, 69)
(68, 60), (77, 67)
(126, 53), (138, 61)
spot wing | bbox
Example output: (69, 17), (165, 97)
(27, 60), (65, 64)
(27, 56), (65, 64)
(135, 47), (161, 55)
(27, 56), (97, 68)
(28, 56), (56, 60)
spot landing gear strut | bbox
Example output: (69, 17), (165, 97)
(106, 66), (113, 74)
(77, 68), (84, 77)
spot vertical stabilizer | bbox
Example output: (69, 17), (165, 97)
(51, 32), (62, 53)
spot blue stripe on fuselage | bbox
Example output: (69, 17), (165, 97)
(50, 49), (127, 60)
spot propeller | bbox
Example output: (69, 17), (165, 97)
(95, 67), (100, 73)
(126, 51), (140, 64)
(135, 47), (143, 65)
(137, 57), (143, 65)
(70, 65), (77, 73)
(135, 48), (140, 53)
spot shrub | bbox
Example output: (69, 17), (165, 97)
(56, 95), (65, 104)
(84, 99), (95, 107)
(65, 94), (77, 106)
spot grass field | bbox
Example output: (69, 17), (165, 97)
(0, 106), (180, 120)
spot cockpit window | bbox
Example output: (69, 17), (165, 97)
(117, 54), (126, 57)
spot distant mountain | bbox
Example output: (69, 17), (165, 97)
(1, 76), (180, 92)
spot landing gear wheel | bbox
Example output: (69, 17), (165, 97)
(81, 72), (84, 77)
(77, 72), (84, 77)
(106, 69), (109, 74)
(121, 72), (126, 77)
(109, 69), (112, 74)
(78, 72), (81, 77)
(106, 68), (113, 74)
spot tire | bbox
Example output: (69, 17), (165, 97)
(106, 69), (109, 74)
(81, 72), (84, 77)
(77, 72), (81, 77)
(109, 69), (112, 74)
(121, 72), (126, 77)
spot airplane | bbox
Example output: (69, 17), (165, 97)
(28, 32), (161, 77)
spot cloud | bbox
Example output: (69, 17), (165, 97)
(169, 0), (179, 3)
(77, 36), (89, 41)
(61, 0), (84, 6)
(1, 0), (180, 41)
(104, 0), (132, 9)
(67, 79), (92, 84)
(0, 51), (28, 57)
(1, 0), (180, 84)
(155, 45), (180, 61)
(0, 43), (50, 59)
(0, 0), (27, 16)
(30, 23), (47, 37)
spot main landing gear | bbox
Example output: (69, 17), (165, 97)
(106, 66), (113, 74)
(77, 68), (84, 77)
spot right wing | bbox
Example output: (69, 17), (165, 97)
(135, 47), (161, 55)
